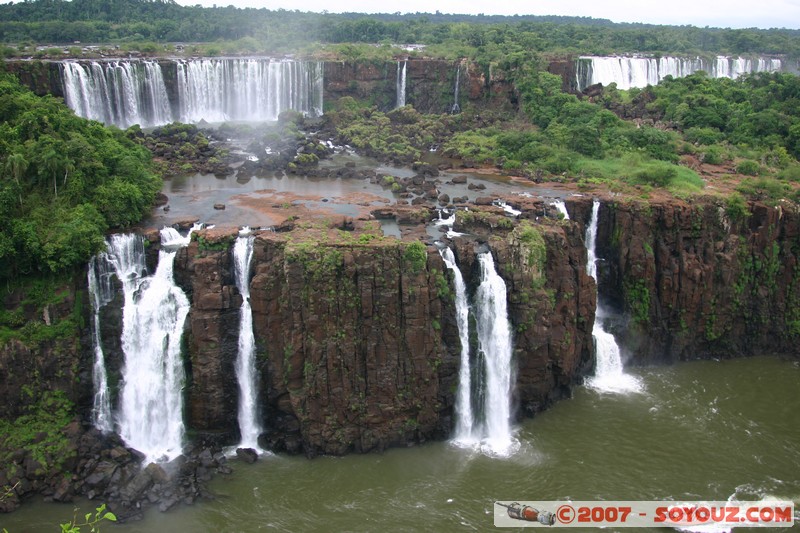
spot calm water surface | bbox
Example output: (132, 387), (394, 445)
(5, 356), (799, 532)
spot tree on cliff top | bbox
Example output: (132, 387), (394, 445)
(0, 72), (161, 280)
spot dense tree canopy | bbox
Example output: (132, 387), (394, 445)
(0, 0), (798, 57)
(604, 72), (800, 158)
(0, 72), (161, 279)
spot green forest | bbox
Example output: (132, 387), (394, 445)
(1, 0), (799, 58)
(0, 72), (160, 280)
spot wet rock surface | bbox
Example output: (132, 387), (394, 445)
(0, 420), (233, 521)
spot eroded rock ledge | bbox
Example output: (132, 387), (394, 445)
(2, 194), (799, 518)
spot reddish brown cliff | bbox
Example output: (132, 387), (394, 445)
(567, 195), (800, 363)
(173, 214), (595, 455)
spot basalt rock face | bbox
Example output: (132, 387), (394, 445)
(1, 60), (64, 97)
(568, 196), (800, 363)
(173, 235), (241, 442)
(323, 59), (469, 113)
(0, 279), (92, 419)
(452, 213), (596, 418)
(175, 220), (595, 455)
(546, 55), (579, 93)
(174, 232), (459, 455)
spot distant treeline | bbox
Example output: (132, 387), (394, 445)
(1, 0), (799, 57)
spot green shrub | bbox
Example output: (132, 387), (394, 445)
(403, 241), (428, 274)
(725, 193), (750, 222)
(777, 164), (800, 182)
(736, 159), (761, 176)
(684, 127), (724, 145)
(737, 177), (789, 201)
(701, 145), (727, 165)
(632, 162), (677, 187)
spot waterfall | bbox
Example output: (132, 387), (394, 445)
(105, 226), (196, 462)
(175, 58), (324, 123)
(434, 208), (456, 227)
(550, 200), (570, 220)
(584, 200), (642, 393)
(437, 245), (516, 455)
(62, 60), (171, 129)
(87, 255), (116, 433)
(396, 60), (407, 108)
(474, 251), (516, 456)
(233, 228), (263, 451)
(438, 247), (475, 444)
(451, 65), (461, 114)
(61, 59), (323, 127)
(494, 200), (521, 217)
(576, 55), (782, 91)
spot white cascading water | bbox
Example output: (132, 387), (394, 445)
(87, 255), (117, 433)
(473, 252), (517, 456)
(233, 228), (263, 451)
(62, 60), (171, 129)
(434, 208), (456, 227)
(396, 60), (407, 108)
(584, 200), (642, 393)
(550, 199), (570, 220)
(62, 59), (323, 128)
(576, 55), (782, 91)
(494, 200), (521, 217)
(106, 226), (198, 462)
(451, 65), (461, 114)
(437, 247), (475, 444)
(175, 58), (323, 123)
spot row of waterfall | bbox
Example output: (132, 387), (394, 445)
(62, 59), (324, 128)
(88, 201), (639, 462)
(576, 55), (783, 91)
(438, 244), (517, 457)
(88, 224), (262, 461)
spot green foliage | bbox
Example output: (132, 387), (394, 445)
(0, 272), (81, 345)
(725, 193), (751, 223)
(328, 105), (451, 164)
(624, 278), (651, 326)
(701, 145), (727, 165)
(0, 390), (75, 476)
(514, 222), (547, 272)
(631, 72), (800, 159)
(736, 159), (761, 176)
(0, 74), (160, 280)
(442, 129), (498, 163)
(736, 177), (790, 202)
(433, 268), (452, 300)
(60, 503), (117, 533)
(632, 162), (677, 187)
(403, 241), (428, 274)
(777, 163), (800, 182)
(0, 0), (797, 59)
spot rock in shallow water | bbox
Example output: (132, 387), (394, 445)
(235, 448), (258, 464)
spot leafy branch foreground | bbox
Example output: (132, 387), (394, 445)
(0, 491), (115, 533)
(60, 504), (117, 533)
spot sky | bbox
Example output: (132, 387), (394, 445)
(175, 0), (800, 29)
